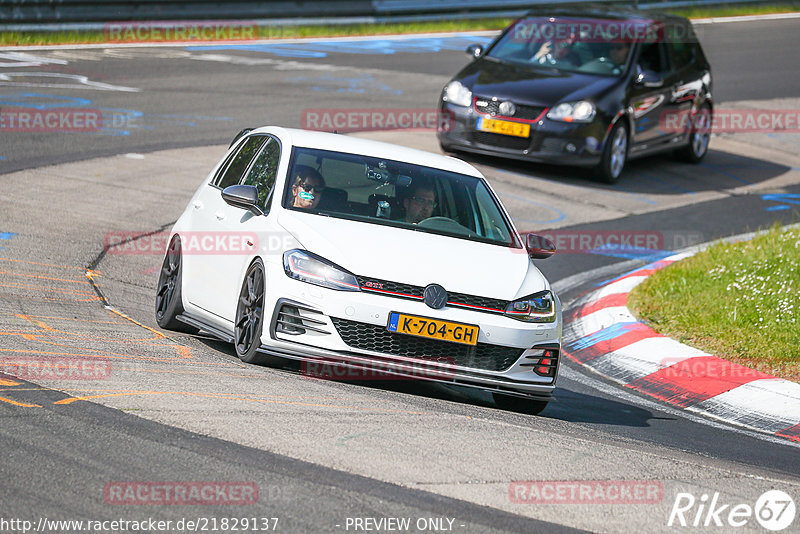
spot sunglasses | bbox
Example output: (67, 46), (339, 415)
(298, 182), (325, 193)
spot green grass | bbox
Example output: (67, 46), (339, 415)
(627, 225), (800, 382)
(1, 3), (798, 47)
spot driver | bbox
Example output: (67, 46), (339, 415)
(609, 42), (631, 66)
(531, 37), (580, 67)
(289, 165), (326, 209)
(403, 183), (437, 224)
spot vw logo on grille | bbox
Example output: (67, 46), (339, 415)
(498, 101), (516, 116)
(423, 284), (448, 309)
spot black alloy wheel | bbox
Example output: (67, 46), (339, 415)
(234, 259), (267, 364)
(155, 236), (195, 332)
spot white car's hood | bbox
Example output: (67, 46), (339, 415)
(278, 211), (548, 301)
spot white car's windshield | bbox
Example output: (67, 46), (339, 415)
(487, 16), (644, 77)
(283, 147), (519, 248)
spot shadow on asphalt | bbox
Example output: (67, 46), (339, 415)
(194, 336), (663, 428)
(451, 147), (790, 194)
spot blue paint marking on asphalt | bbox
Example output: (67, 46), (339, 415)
(767, 205), (791, 211)
(568, 322), (640, 351)
(700, 162), (753, 185)
(0, 93), (232, 136)
(0, 232), (16, 250)
(640, 173), (695, 195)
(596, 257), (674, 287)
(287, 74), (402, 95)
(496, 190), (566, 225)
(588, 244), (673, 261)
(0, 156), (5, 160)
(187, 34), (493, 58)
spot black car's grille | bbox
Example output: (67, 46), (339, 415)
(331, 318), (525, 372)
(474, 97), (547, 121)
(471, 131), (531, 151)
(448, 291), (507, 313)
(356, 276), (508, 314)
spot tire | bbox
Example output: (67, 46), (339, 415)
(234, 259), (268, 364)
(492, 392), (549, 416)
(595, 120), (628, 184)
(675, 105), (711, 163)
(155, 236), (196, 333)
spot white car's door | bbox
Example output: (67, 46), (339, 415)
(183, 134), (270, 322)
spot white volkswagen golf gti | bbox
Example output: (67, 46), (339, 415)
(156, 127), (562, 413)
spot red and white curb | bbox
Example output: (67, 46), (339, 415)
(563, 251), (800, 443)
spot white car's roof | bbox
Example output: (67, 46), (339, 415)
(252, 126), (484, 179)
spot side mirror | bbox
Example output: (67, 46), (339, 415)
(222, 184), (263, 216)
(465, 44), (484, 58)
(525, 234), (556, 260)
(634, 65), (664, 88)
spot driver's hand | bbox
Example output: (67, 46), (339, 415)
(532, 41), (552, 61)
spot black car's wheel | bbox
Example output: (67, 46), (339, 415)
(492, 392), (549, 415)
(155, 236), (196, 332)
(675, 104), (711, 163)
(234, 259), (267, 364)
(595, 121), (628, 184)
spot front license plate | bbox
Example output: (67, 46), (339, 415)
(477, 117), (530, 138)
(387, 312), (479, 346)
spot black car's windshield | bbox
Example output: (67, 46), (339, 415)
(283, 147), (519, 248)
(487, 16), (648, 77)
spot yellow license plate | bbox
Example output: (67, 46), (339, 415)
(478, 117), (530, 138)
(387, 312), (479, 346)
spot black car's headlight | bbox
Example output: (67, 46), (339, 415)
(547, 101), (596, 123)
(504, 290), (556, 323)
(443, 81), (473, 107)
(283, 250), (360, 292)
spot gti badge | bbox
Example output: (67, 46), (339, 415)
(423, 284), (448, 309)
(498, 101), (516, 116)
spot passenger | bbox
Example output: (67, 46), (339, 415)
(403, 184), (437, 224)
(290, 165), (325, 209)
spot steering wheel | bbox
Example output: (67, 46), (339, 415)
(417, 217), (476, 236)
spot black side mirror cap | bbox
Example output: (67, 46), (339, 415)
(524, 234), (556, 260)
(222, 184), (263, 216)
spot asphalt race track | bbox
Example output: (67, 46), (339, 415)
(1, 16), (800, 534)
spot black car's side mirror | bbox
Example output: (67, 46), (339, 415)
(222, 184), (263, 216)
(634, 65), (664, 88)
(524, 234), (556, 260)
(466, 44), (484, 58)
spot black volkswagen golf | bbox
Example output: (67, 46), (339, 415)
(437, 7), (713, 183)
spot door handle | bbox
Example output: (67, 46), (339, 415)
(215, 212), (226, 221)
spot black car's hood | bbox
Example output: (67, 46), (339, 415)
(457, 57), (619, 107)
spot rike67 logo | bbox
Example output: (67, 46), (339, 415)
(668, 490), (796, 531)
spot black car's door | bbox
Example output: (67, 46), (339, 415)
(628, 39), (681, 150)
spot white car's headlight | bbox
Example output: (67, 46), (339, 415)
(504, 290), (556, 323)
(546, 101), (596, 123)
(443, 81), (473, 107)
(283, 250), (360, 292)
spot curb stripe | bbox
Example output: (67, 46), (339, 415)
(776, 423), (800, 442)
(625, 356), (774, 408)
(577, 293), (628, 318)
